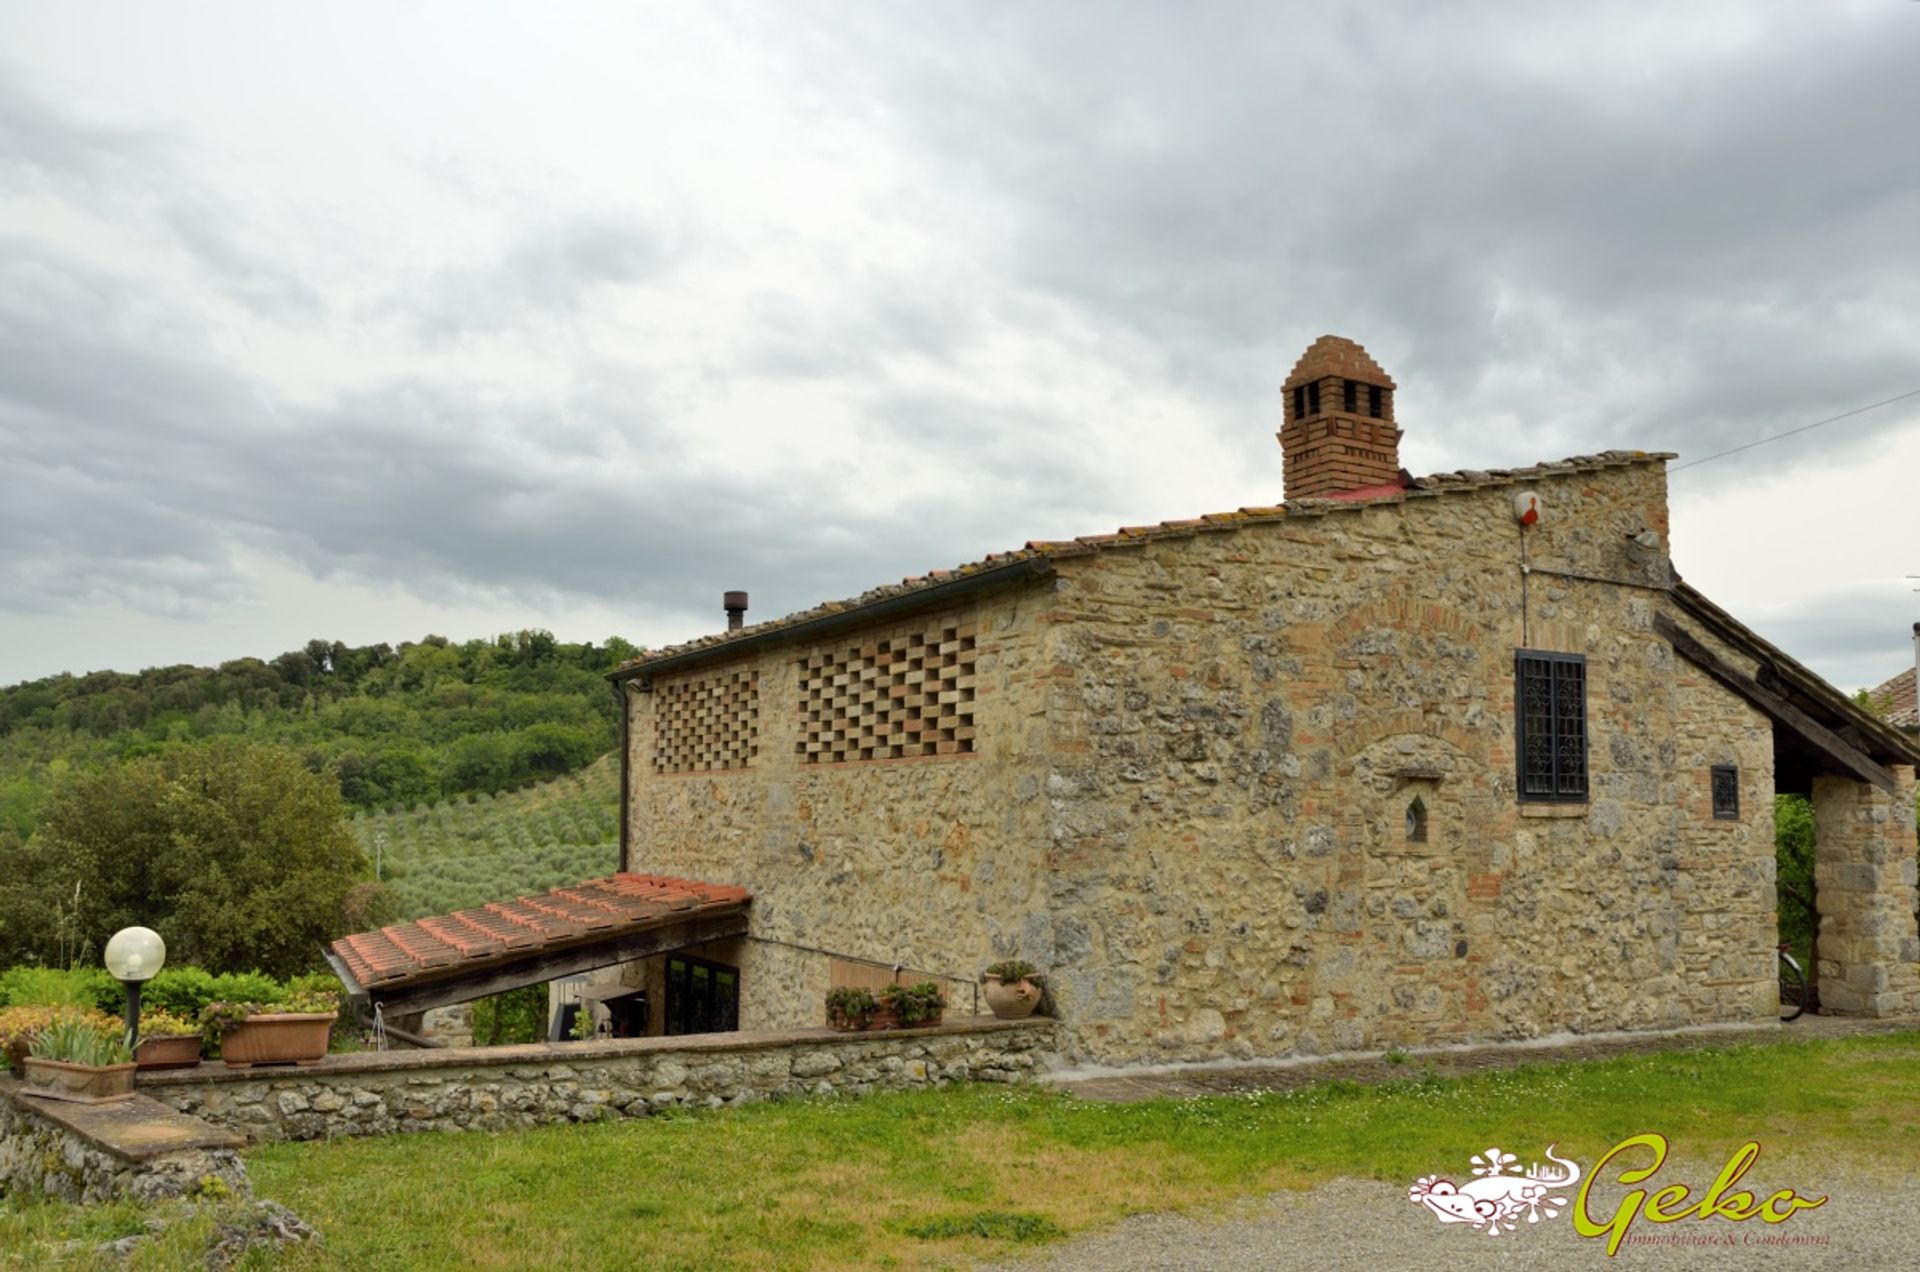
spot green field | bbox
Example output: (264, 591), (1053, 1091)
(3, 1030), (1916, 1270)
(351, 755), (621, 918)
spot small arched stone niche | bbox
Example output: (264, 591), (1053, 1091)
(1405, 795), (1430, 844)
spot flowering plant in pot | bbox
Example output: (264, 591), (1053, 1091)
(825, 986), (878, 1032)
(980, 959), (1044, 1020)
(876, 980), (946, 1029)
(22, 1014), (136, 1104)
(201, 986), (341, 1068)
(132, 1009), (204, 1071)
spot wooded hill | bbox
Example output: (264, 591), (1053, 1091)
(354, 755), (621, 919)
(0, 630), (639, 846)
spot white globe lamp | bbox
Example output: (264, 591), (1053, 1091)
(104, 926), (167, 1050)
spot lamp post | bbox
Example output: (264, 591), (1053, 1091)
(104, 926), (166, 1052)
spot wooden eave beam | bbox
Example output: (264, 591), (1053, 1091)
(1654, 613), (1897, 795)
(361, 911), (749, 1020)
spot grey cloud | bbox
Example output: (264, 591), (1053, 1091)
(800, 1), (1920, 475)
(397, 210), (679, 342)
(0, 238), (1043, 641)
(1731, 583), (1920, 697)
(0, 69), (321, 318)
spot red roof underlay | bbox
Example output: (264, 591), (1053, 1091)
(330, 873), (751, 991)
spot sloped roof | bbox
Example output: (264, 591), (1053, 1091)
(614, 450), (1672, 676)
(1868, 666), (1917, 730)
(329, 873), (751, 992)
(1671, 583), (1920, 768)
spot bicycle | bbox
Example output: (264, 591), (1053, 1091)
(1778, 943), (1810, 1022)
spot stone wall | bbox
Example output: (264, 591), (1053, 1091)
(625, 458), (1792, 1067)
(1813, 767), (1920, 1016)
(1037, 461), (1781, 1063)
(0, 1082), (249, 1205)
(142, 1019), (1055, 1143)
(625, 596), (1058, 1026)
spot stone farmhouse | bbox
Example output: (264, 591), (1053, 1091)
(330, 337), (1920, 1068)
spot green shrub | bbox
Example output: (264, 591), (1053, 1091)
(0, 965), (120, 1012)
(142, 967), (219, 1018)
(209, 971), (284, 1007)
(472, 984), (548, 1045)
(138, 968), (285, 1019)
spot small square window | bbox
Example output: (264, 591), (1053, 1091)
(1710, 765), (1739, 820)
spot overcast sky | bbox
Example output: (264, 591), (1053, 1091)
(2, 1), (1916, 694)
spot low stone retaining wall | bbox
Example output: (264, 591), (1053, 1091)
(0, 1078), (248, 1204)
(141, 1017), (1056, 1143)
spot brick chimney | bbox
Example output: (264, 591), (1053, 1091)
(1279, 335), (1403, 500)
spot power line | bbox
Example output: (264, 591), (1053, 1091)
(1668, 386), (1920, 473)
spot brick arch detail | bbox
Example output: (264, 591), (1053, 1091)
(1322, 595), (1490, 651)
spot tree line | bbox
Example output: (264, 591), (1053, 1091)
(0, 630), (640, 843)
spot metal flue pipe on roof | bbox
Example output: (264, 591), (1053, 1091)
(724, 591), (749, 631)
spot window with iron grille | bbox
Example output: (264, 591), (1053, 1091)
(1711, 765), (1739, 820)
(1515, 651), (1587, 802)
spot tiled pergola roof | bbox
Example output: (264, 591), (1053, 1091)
(330, 873), (751, 994)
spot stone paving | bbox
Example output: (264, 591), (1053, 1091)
(1048, 1014), (1920, 1102)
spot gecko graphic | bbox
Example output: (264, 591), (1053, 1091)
(1408, 1145), (1581, 1237)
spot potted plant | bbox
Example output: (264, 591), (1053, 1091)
(981, 959), (1044, 1020)
(21, 1014), (136, 1104)
(201, 986), (340, 1068)
(0, 1005), (119, 1077)
(876, 980), (946, 1030)
(825, 986), (878, 1032)
(132, 1009), (203, 1071)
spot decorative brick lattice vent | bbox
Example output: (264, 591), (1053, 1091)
(653, 669), (759, 773)
(798, 621), (977, 762)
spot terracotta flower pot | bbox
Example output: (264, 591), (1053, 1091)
(865, 1006), (903, 1031)
(21, 1057), (137, 1104)
(826, 1006), (867, 1032)
(219, 1012), (336, 1068)
(135, 1033), (203, 1071)
(982, 975), (1041, 1020)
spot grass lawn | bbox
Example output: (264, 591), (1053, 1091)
(5, 1030), (1918, 1270)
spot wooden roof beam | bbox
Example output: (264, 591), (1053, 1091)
(1654, 613), (1897, 795)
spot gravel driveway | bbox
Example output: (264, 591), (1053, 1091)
(993, 1165), (1917, 1271)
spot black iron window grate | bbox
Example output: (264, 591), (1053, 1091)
(1711, 765), (1739, 820)
(1516, 651), (1587, 802)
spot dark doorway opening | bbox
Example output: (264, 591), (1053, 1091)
(664, 955), (739, 1036)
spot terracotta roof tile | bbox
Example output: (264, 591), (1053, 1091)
(329, 873), (751, 992)
(1869, 666), (1917, 729)
(617, 450), (1674, 673)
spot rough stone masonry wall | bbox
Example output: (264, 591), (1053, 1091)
(1036, 461), (1781, 1065)
(1813, 766), (1920, 1016)
(143, 1021), (1054, 1143)
(625, 595), (1058, 1030)
(0, 1086), (249, 1205)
